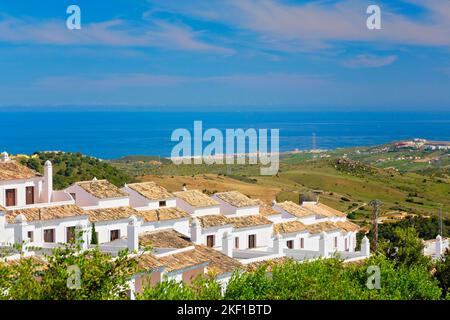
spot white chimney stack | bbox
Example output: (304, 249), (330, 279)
(190, 218), (201, 244)
(222, 232), (233, 257)
(319, 232), (329, 257)
(436, 235), (443, 256)
(127, 215), (140, 252)
(273, 233), (284, 255)
(1, 151), (9, 162)
(361, 236), (371, 257)
(43, 160), (53, 203)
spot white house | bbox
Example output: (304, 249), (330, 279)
(212, 191), (260, 217)
(122, 182), (177, 210)
(1, 204), (90, 248)
(64, 178), (130, 209)
(173, 189), (221, 217)
(0, 152), (72, 209)
(136, 206), (191, 236)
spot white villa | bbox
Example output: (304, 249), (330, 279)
(0, 151), (371, 296)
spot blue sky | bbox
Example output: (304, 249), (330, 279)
(0, 0), (449, 111)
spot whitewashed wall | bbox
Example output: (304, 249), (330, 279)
(0, 178), (43, 208)
(232, 225), (273, 249)
(122, 186), (176, 210)
(64, 184), (129, 209)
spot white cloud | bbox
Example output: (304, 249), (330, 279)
(147, 0), (450, 51)
(343, 54), (397, 68)
(0, 14), (233, 54)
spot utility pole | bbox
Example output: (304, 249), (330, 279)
(369, 199), (383, 255)
(439, 207), (443, 237)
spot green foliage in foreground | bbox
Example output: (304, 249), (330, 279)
(19, 152), (135, 189)
(1, 238), (448, 300)
(139, 255), (443, 300)
(0, 244), (138, 300)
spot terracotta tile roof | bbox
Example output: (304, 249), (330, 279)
(1, 255), (48, 272)
(85, 206), (138, 223)
(302, 202), (347, 218)
(0, 161), (41, 181)
(137, 207), (189, 223)
(127, 182), (173, 200)
(137, 253), (164, 271)
(273, 221), (308, 234)
(139, 229), (192, 249)
(156, 248), (210, 272)
(75, 179), (128, 199)
(306, 221), (341, 234)
(335, 220), (360, 232)
(194, 245), (242, 275)
(215, 191), (258, 208)
(137, 229), (242, 275)
(197, 215), (231, 229)
(276, 201), (316, 218)
(6, 205), (86, 224)
(0, 205), (6, 211)
(256, 200), (279, 216)
(226, 215), (272, 229)
(139, 246), (242, 274)
(173, 190), (219, 208)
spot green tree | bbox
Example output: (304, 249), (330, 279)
(0, 243), (138, 300)
(434, 250), (450, 298)
(379, 226), (430, 267)
(90, 224), (98, 245)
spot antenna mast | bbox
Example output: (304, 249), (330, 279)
(369, 199), (382, 255)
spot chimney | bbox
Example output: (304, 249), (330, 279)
(0, 210), (6, 243)
(273, 233), (284, 255)
(127, 215), (140, 252)
(190, 218), (201, 244)
(182, 185), (187, 191)
(319, 232), (329, 257)
(361, 236), (370, 257)
(14, 214), (28, 251)
(43, 160), (53, 203)
(222, 232), (233, 257)
(1, 151), (9, 162)
(435, 235), (443, 256)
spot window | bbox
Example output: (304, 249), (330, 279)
(44, 229), (55, 243)
(5, 189), (16, 207)
(345, 238), (349, 251)
(110, 230), (120, 241)
(334, 236), (338, 248)
(159, 200), (167, 207)
(67, 226), (76, 243)
(70, 193), (76, 201)
(286, 240), (294, 249)
(206, 235), (215, 248)
(26, 186), (34, 205)
(27, 231), (34, 242)
(234, 237), (239, 249)
(248, 234), (256, 249)
(300, 238), (304, 249)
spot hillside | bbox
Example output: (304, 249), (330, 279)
(18, 152), (135, 189)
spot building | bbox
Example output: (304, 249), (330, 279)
(0, 151), (370, 296)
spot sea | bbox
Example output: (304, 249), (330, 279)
(0, 111), (449, 159)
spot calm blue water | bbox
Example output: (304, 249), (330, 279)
(0, 112), (449, 159)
